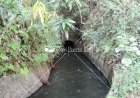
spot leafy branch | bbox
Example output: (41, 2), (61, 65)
(0, 18), (15, 45)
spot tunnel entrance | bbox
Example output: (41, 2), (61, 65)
(63, 40), (75, 50)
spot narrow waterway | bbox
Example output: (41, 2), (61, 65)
(28, 53), (110, 98)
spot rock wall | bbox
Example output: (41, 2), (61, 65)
(0, 63), (51, 98)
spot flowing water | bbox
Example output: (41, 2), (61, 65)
(28, 53), (110, 98)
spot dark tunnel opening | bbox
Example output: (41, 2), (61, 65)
(63, 40), (74, 51)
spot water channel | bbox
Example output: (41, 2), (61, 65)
(28, 53), (110, 98)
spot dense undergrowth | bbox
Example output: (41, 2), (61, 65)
(0, 0), (78, 76)
(0, 0), (140, 98)
(82, 0), (140, 97)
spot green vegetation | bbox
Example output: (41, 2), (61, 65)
(0, 0), (78, 76)
(82, 0), (140, 97)
(0, 0), (140, 98)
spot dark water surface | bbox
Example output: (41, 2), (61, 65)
(28, 53), (109, 98)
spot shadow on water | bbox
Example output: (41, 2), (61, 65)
(28, 53), (110, 98)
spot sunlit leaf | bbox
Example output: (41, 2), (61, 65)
(68, 1), (73, 11)
(39, 8), (44, 24)
(121, 58), (132, 66)
(135, 50), (140, 56)
(67, 19), (76, 23)
(115, 47), (123, 53)
(66, 22), (75, 29)
(0, 54), (7, 60)
(75, 0), (82, 7)
(62, 22), (66, 30)
(129, 37), (136, 42)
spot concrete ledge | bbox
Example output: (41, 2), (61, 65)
(0, 64), (50, 98)
(84, 49), (112, 84)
